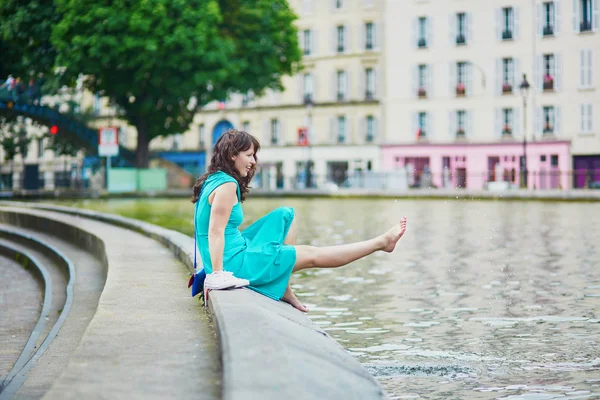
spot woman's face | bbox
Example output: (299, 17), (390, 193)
(232, 144), (256, 178)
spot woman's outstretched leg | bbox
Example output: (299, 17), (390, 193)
(293, 217), (407, 272)
(281, 217), (309, 312)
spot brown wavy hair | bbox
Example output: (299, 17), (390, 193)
(192, 129), (260, 203)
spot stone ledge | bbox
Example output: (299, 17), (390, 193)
(4, 201), (386, 399)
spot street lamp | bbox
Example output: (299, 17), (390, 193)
(519, 74), (530, 189)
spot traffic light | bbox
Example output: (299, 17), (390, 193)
(50, 125), (58, 135)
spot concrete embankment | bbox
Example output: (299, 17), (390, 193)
(6, 202), (387, 399)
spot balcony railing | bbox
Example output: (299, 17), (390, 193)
(366, 41), (374, 50)
(502, 30), (513, 40)
(365, 91), (374, 101)
(337, 135), (346, 143)
(303, 94), (313, 105)
(543, 78), (554, 91)
(456, 83), (466, 97)
(303, 48), (311, 56)
(418, 87), (427, 98)
(543, 124), (555, 135)
(502, 83), (513, 94)
(456, 129), (466, 139)
(502, 126), (513, 136)
(337, 92), (346, 102)
(456, 34), (466, 45)
(580, 20), (592, 32)
(418, 38), (427, 48)
(416, 129), (427, 140)
(366, 134), (374, 143)
(337, 45), (345, 53)
(543, 25), (554, 36)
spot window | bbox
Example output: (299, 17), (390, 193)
(580, 104), (594, 133)
(37, 138), (44, 158)
(337, 116), (346, 143)
(502, 108), (514, 135)
(457, 110), (466, 137)
(336, 0), (343, 9)
(366, 68), (375, 99)
(242, 91), (254, 106)
(551, 155), (559, 167)
(366, 115), (375, 142)
(502, 58), (514, 93)
(418, 112), (428, 138)
(303, 30), (312, 55)
(456, 62), (467, 96)
(365, 22), (374, 50)
(418, 17), (428, 48)
(93, 93), (101, 115)
(542, 2), (556, 36)
(579, 0), (593, 32)
(271, 119), (280, 144)
(543, 106), (555, 134)
(172, 134), (183, 150)
(456, 13), (467, 44)
(418, 64), (428, 97)
(337, 70), (347, 101)
(502, 7), (515, 39)
(304, 73), (313, 102)
(579, 49), (594, 88)
(543, 54), (555, 90)
(242, 121), (250, 133)
(337, 25), (345, 53)
(199, 124), (206, 148)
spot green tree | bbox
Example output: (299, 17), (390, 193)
(51, 0), (301, 167)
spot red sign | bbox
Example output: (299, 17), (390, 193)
(297, 127), (309, 146)
(98, 126), (119, 156)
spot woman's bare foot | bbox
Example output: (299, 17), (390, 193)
(381, 217), (407, 253)
(282, 285), (309, 313)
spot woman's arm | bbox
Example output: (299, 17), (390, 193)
(208, 182), (238, 272)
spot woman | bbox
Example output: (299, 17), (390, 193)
(192, 129), (407, 312)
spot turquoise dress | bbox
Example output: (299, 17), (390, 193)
(195, 171), (296, 300)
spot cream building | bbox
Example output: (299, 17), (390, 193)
(382, 0), (599, 189)
(175, 0), (385, 189)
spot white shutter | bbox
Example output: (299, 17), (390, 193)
(535, 55), (543, 92)
(279, 119), (285, 146)
(331, 26), (337, 54)
(449, 62), (456, 96)
(514, 7), (520, 39)
(346, 70), (351, 100)
(427, 17), (433, 46)
(535, 107), (543, 135)
(313, 29), (318, 55)
(555, 53), (563, 90)
(594, 0), (600, 30)
(555, 0), (561, 35)
(359, 68), (365, 99)
(467, 12), (474, 43)
(412, 65), (419, 98)
(466, 63), (473, 95)
(375, 66), (382, 99)
(449, 110), (456, 137)
(428, 113), (433, 138)
(298, 31), (304, 53)
(373, 117), (378, 141)
(331, 70), (337, 101)
(555, 106), (562, 134)
(514, 58), (520, 88)
(589, 49), (594, 86)
(588, 104), (594, 132)
(360, 23), (366, 51)
(313, 72), (318, 102)
(361, 117), (367, 142)
(412, 17), (419, 48)
(496, 58), (503, 95)
(537, 3), (543, 36)
(495, 109), (502, 137)
(329, 117), (336, 143)
(412, 112), (419, 138)
(427, 64), (433, 96)
(449, 14), (456, 45)
(376, 21), (383, 50)
(496, 8), (503, 40)
(514, 107), (521, 137)
(573, 0), (580, 31)
(467, 111), (473, 137)
(297, 75), (304, 102)
(345, 25), (351, 53)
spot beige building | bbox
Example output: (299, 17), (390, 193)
(383, 0), (598, 189)
(177, 0), (385, 189)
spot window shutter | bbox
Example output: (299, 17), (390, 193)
(555, 106), (562, 134)
(346, 69), (351, 100)
(427, 17), (433, 46)
(428, 113), (433, 138)
(449, 62), (456, 96)
(466, 63), (473, 95)
(555, 0), (561, 35)
(536, 3), (543, 36)
(580, 49), (586, 87)
(313, 29), (318, 55)
(514, 58), (520, 88)
(375, 66), (382, 99)
(555, 53), (563, 91)
(496, 58), (502, 96)
(361, 117), (367, 142)
(329, 117), (336, 143)
(360, 23), (366, 51)
(588, 104), (594, 132)
(594, 0), (600, 31)
(331, 70), (337, 101)
(514, 7), (520, 39)
(298, 31), (304, 53)
(345, 25), (351, 53)
(573, 0), (580, 32)
(535, 107), (543, 135)
(279, 119), (285, 146)
(514, 107), (521, 137)
(589, 49), (594, 86)
(428, 64), (433, 96)
(313, 72), (318, 102)
(580, 104), (586, 132)
(412, 65), (419, 98)
(467, 111), (473, 137)
(412, 17), (419, 48)
(359, 68), (366, 99)
(373, 117), (379, 141)
(331, 26), (337, 54)
(297, 75), (304, 102)
(449, 14), (456, 45)
(449, 110), (456, 137)
(495, 109), (502, 137)
(535, 55), (543, 92)
(376, 21), (383, 50)
(496, 8), (503, 40)
(412, 112), (418, 138)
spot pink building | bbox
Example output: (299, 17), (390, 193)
(382, 140), (571, 190)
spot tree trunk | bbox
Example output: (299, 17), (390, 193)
(135, 120), (150, 168)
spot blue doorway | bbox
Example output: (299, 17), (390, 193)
(212, 120), (234, 148)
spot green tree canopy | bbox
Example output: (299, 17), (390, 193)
(49, 0), (301, 167)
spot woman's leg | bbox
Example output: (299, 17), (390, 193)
(293, 217), (407, 272)
(281, 217), (309, 312)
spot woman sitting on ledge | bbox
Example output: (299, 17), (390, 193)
(192, 129), (407, 312)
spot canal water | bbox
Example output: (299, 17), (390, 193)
(57, 197), (600, 399)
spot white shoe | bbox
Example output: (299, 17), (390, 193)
(204, 270), (249, 290)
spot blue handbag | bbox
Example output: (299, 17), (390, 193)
(188, 199), (206, 298)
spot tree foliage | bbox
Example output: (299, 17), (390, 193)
(50, 0), (301, 167)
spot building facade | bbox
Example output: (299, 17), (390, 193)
(383, 0), (598, 189)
